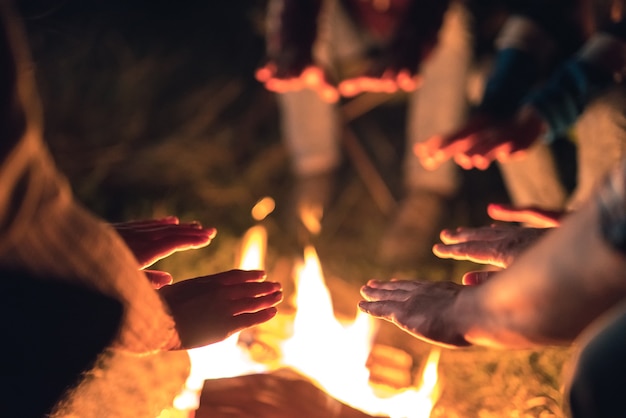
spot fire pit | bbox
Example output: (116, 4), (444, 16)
(154, 200), (571, 418)
(165, 216), (442, 418)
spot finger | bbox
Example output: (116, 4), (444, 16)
(502, 148), (530, 162)
(487, 203), (562, 227)
(318, 84), (339, 103)
(224, 281), (283, 300)
(358, 300), (404, 320)
(360, 286), (410, 302)
(469, 154), (494, 171)
(197, 269), (267, 285)
(255, 63), (276, 82)
(461, 146), (498, 171)
(356, 77), (377, 93)
(338, 79), (360, 97)
(112, 216), (180, 229)
(466, 140), (513, 171)
(143, 270), (173, 289)
(135, 234), (216, 267)
(226, 307), (279, 334)
(117, 222), (205, 235)
(462, 270), (498, 285)
(439, 225), (511, 244)
(487, 203), (527, 223)
(438, 135), (478, 166)
(489, 142), (514, 163)
(377, 78), (398, 94)
(432, 242), (506, 267)
(131, 223), (216, 239)
(396, 70), (418, 92)
(230, 291), (284, 315)
(149, 231), (216, 250)
(301, 66), (324, 88)
(265, 77), (303, 93)
(462, 132), (503, 158)
(414, 136), (451, 170)
(453, 152), (476, 170)
(420, 119), (487, 160)
(364, 279), (420, 291)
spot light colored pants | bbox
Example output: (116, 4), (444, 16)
(501, 85), (626, 211)
(569, 86), (626, 209)
(278, 2), (469, 198)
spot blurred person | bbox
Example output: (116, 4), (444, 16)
(417, 0), (626, 211)
(0, 2), (283, 417)
(359, 158), (626, 416)
(257, 0), (469, 265)
(258, 0), (569, 265)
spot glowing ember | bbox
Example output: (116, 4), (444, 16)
(251, 196), (275, 221)
(171, 224), (441, 418)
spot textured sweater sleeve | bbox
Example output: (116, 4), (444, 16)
(0, 3), (190, 416)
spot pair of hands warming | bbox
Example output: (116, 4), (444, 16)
(113, 217), (283, 350)
(415, 106), (548, 171)
(358, 204), (562, 348)
(255, 62), (420, 104)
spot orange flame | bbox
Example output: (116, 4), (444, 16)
(171, 224), (441, 417)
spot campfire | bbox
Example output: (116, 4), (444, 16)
(165, 198), (442, 418)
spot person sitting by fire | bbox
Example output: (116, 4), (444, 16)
(416, 0), (626, 212)
(358, 158), (626, 417)
(0, 2), (283, 417)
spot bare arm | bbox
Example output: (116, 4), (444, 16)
(360, 162), (626, 349)
(459, 192), (626, 348)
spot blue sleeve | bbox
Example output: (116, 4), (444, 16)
(525, 59), (615, 143)
(479, 48), (539, 118)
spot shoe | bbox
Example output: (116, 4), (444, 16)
(377, 191), (448, 267)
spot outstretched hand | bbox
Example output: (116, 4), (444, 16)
(113, 217), (216, 288)
(433, 224), (549, 269)
(113, 217), (216, 268)
(160, 269), (283, 350)
(256, 63), (339, 103)
(431, 203), (559, 285)
(359, 279), (470, 348)
(414, 107), (547, 171)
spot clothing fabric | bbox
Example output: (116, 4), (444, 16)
(3, 271), (123, 418)
(484, 2), (626, 208)
(570, 84), (626, 208)
(568, 301), (626, 418)
(0, 2), (190, 416)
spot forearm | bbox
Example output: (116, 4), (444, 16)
(457, 171), (626, 348)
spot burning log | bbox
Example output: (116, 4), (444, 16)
(367, 344), (414, 394)
(173, 218), (441, 418)
(195, 370), (372, 418)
